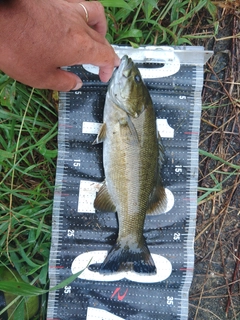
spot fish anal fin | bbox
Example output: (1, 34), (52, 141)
(92, 123), (106, 145)
(147, 182), (167, 215)
(94, 182), (116, 213)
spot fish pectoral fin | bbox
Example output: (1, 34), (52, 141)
(119, 115), (139, 145)
(94, 182), (116, 212)
(92, 123), (106, 145)
(147, 181), (167, 215)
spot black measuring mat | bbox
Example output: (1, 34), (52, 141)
(47, 46), (212, 320)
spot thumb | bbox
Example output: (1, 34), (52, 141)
(45, 68), (83, 91)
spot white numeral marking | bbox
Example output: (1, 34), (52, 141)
(173, 232), (180, 240)
(167, 296), (174, 305)
(74, 159), (81, 167)
(175, 165), (183, 173)
(67, 230), (75, 237)
(64, 286), (71, 294)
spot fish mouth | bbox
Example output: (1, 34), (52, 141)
(121, 55), (134, 75)
(111, 55), (133, 85)
(118, 55), (134, 79)
(108, 55), (137, 117)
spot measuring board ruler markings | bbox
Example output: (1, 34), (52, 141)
(47, 46), (212, 320)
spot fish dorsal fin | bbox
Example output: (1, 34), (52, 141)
(147, 179), (167, 215)
(94, 182), (116, 213)
(147, 133), (167, 215)
(92, 123), (106, 145)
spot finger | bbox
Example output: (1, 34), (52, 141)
(77, 1), (108, 36)
(98, 65), (115, 83)
(99, 53), (120, 82)
(66, 39), (120, 82)
(72, 36), (120, 81)
(43, 69), (83, 91)
(64, 0), (107, 35)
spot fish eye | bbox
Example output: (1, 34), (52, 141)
(134, 74), (141, 83)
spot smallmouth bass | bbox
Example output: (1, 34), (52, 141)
(91, 55), (166, 274)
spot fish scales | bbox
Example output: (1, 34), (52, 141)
(91, 55), (166, 274)
(105, 106), (158, 240)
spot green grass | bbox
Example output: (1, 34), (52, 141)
(1, 0), (232, 319)
(105, 0), (217, 46)
(0, 78), (57, 318)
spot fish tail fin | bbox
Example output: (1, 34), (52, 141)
(89, 239), (156, 274)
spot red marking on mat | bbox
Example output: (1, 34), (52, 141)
(180, 268), (194, 271)
(59, 124), (73, 128)
(111, 287), (129, 301)
(54, 192), (69, 196)
(49, 266), (64, 269)
(184, 131), (198, 135)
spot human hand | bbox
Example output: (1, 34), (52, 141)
(0, 0), (120, 91)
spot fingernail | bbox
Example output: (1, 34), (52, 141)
(72, 80), (83, 90)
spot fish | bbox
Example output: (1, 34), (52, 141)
(91, 55), (166, 274)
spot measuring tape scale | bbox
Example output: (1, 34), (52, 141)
(47, 46), (211, 320)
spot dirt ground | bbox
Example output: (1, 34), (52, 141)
(188, 6), (240, 320)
